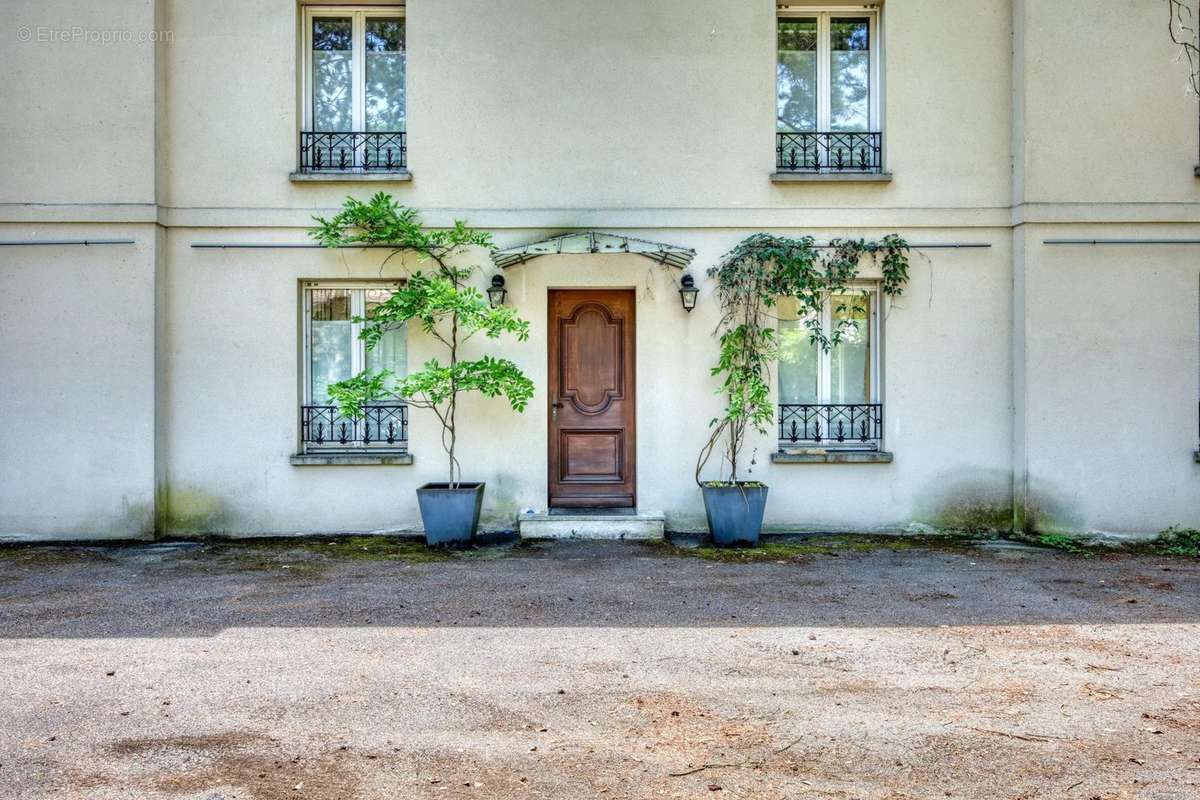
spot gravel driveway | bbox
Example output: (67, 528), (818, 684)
(1, 537), (1198, 799)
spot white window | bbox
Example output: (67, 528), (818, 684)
(776, 7), (882, 172)
(301, 282), (408, 452)
(777, 8), (879, 133)
(777, 287), (882, 449)
(303, 7), (406, 133)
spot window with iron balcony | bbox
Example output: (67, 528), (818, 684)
(293, 282), (411, 466)
(774, 289), (892, 464)
(296, 6), (408, 179)
(774, 7), (888, 182)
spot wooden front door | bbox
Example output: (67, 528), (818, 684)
(548, 289), (636, 508)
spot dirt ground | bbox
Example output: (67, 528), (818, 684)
(1, 536), (1198, 800)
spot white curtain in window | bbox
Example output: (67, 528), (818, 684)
(830, 293), (871, 404)
(777, 293), (873, 406)
(777, 297), (820, 404)
(309, 289), (354, 405)
(364, 289), (407, 390)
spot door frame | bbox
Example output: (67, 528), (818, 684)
(546, 288), (637, 509)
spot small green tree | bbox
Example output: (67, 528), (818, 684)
(696, 233), (910, 485)
(312, 193), (534, 487)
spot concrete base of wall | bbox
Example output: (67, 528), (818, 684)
(518, 512), (665, 541)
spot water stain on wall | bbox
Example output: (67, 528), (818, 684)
(916, 468), (1082, 535)
(916, 469), (1014, 533)
(161, 485), (229, 535)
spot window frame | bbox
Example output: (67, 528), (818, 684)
(300, 280), (407, 454)
(777, 283), (883, 448)
(776, 6), (882, 134)
(301, 5), (406, 133)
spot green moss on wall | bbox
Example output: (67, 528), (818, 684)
(913, 470), (1085, 536)
(1021, 480), (1083, 536)
(162, 486), (228, 535)
(916, 469), (1014, 533)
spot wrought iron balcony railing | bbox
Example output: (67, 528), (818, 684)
(776, 131), (882, 173)
(299, 131), (407, 173)
(301, 404), (408, 451)
(778, 404), (883, 450)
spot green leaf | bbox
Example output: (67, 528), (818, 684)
(311, 194), (533, 485)
(698, 231), (910, 483)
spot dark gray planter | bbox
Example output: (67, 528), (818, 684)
(416, 482), (485, 546)
(701, 484), (769, 547)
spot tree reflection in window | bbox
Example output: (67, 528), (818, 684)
(830, 18), (869, 132)
(312, 18), (352, 131)
(366, 18), (405, 132)
(777, 20), (817, 132)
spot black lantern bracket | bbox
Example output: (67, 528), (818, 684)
(486, 274), (508, 308)
(678, 273), (699, 312)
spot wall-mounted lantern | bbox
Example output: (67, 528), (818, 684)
(487, 274), (508, 308)
(678, 273), (699, 313)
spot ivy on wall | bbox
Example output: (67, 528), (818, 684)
(697, 233), (911, 486)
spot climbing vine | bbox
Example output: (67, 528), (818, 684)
(696, 233), (911, 486)
(1168, 0), (1200, 95)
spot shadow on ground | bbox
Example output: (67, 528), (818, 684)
(0, 536), (1196, 638)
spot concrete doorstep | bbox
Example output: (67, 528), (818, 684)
(518, 511), (666, 541)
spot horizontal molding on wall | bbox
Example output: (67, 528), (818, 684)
(1043, 238), (1200, 246)
(1013, 202), (1200, 226)
(0, 202), (1012, 229)
(1, 202), (1198, 230)
(0, 239), (135, 247)
(162, 206), (1018, 230)
(191, 240), (993, 250)
(0, 202), (156, 224)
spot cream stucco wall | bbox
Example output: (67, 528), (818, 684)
(1018, 1), (1200, 205)
(153, 0), (1014, 216)
(2, 0), (1199, 539)
(1017, 224), (1200, 535)
(0, 1), (160, 207)
(0, 224), (158, 539)
(157, 229), (1012, 535)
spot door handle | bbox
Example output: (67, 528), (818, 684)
(551, 401), (563, 421)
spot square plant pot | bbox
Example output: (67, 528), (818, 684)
(701, 484), (769, 547)
(416, 482), (485, 546)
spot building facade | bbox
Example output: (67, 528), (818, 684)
(2, 0), (1199, 541)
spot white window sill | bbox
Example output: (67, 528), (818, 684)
(772, 450), (893, 464)
(291, 452), (413, 466)
(771, 171), (893, 184)
(289, 170), (412, 183)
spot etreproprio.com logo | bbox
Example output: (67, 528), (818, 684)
(15, 26), (175, 44)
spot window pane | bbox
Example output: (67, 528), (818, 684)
(310, 289), (353, 405)
(364, 289), (407, 390)
(830, 293), (871, 404)
(365, 18), (406, 131)
(830, 18), (870, 131)
(777, 19), (817, 132)
(312, 17), (353, 131)
(777, 297), (819, 404)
